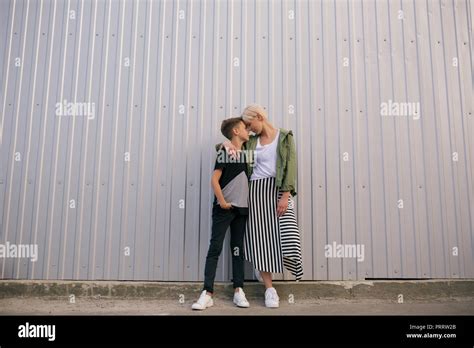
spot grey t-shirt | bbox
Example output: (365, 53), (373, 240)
(213, 149), (249, 213)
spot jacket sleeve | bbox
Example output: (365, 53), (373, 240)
(281, 133), (297, 196)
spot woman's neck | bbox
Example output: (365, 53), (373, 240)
(260, 121), (277, 138)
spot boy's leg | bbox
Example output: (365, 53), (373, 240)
(203, 207), (234, 293)
(229, 211), (247, 290)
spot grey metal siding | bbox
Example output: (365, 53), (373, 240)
(0, 0), (472, 281)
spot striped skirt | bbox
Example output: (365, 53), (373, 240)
(244, 177), (303, 280)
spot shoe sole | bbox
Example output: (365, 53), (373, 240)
(192, 301), (214, 310)
(233, 301), (250, 308)
(265, 303), (279, 308)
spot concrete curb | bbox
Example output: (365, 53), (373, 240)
(0, 279), (473, 301)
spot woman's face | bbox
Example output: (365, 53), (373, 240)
(244, 115), (263, 135)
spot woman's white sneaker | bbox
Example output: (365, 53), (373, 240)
(233, 288), (250, 308)
(191, 290), (214, 310)
(265, 287), (279, 308)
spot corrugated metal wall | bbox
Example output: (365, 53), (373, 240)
(0, 0), (472, 281)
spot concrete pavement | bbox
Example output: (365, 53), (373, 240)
(0, 279), (473, 315)
(1, 296), (474, 315)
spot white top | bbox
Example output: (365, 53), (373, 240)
(250, 129), (279, 181)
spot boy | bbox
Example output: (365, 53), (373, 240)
(192, 117), (251, 310)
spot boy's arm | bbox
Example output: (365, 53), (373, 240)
(211, 169), (232, 209)
(215, 140), (248, 152)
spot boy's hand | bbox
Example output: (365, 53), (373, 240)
(219, 201), (233, 210)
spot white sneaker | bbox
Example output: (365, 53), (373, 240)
(191, 290), (214, 310)
(254, 269), (263, 283)
(233, 288), (250, 308)
(265, 287), (279, 308)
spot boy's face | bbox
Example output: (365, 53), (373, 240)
(233, 121), (249, 141)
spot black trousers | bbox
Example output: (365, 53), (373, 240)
(203, 205), (247, 293)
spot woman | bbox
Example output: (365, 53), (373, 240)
(221, 104), (303, 308)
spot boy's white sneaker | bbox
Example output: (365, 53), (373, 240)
(191, 290), (214, 310)
(233, 288), (250, 308)
(265, 287), (279, 308)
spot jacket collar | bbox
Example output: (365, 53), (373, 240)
(278, 128), (293, 139)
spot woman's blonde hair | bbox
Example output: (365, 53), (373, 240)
(241, 103), (267, 122)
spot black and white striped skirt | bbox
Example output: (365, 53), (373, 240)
(244, 177), (303, 280)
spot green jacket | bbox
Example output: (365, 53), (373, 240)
(216, 128), (298, 197)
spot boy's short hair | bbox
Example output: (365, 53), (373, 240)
(221, 117), (244, 140)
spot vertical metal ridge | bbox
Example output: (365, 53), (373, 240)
(31, 0), (57, 280)
(17, 0), (44, 279)
(3, 0), (30, 279)
(91, 0), (112, 280)
(76, 0), (98, 279)
(0, 0), (16, 147)
(106, 0), (125, 279)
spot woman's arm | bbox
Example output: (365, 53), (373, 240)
(277, 134), (297, 216)
(280, 133), (297, 196)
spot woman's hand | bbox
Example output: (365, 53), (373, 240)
(277, 192), (290, 217)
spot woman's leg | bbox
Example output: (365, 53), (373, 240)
(261, 271), (279, 308)
(260, 271), (273, 289)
